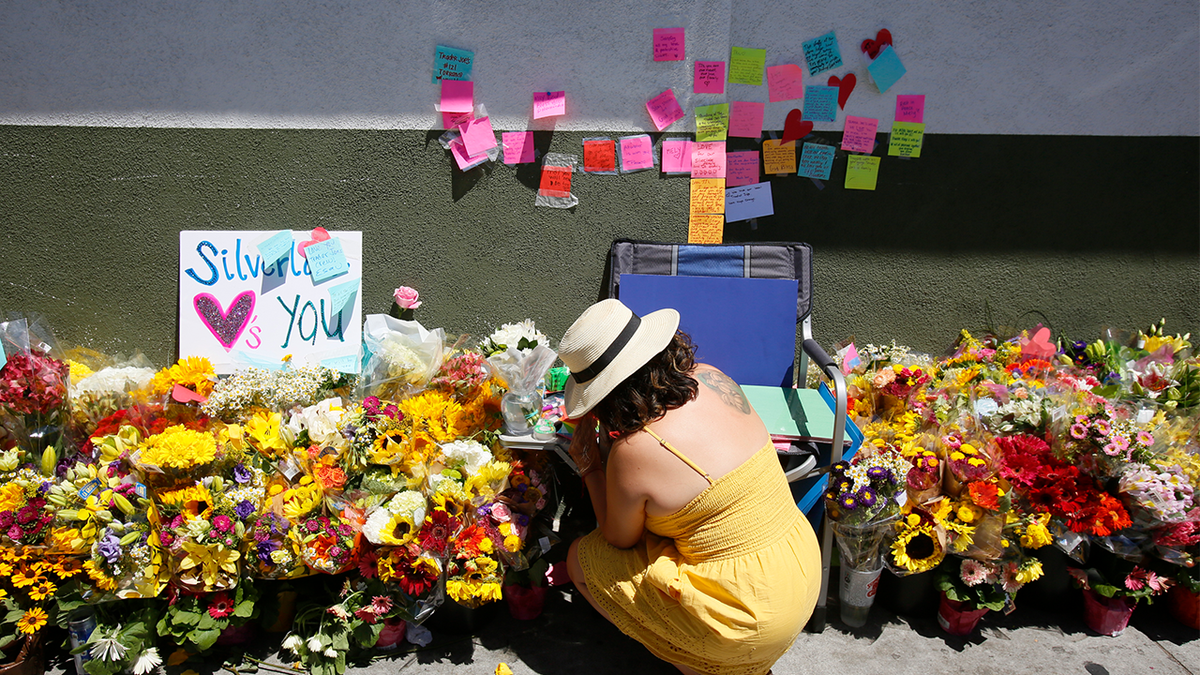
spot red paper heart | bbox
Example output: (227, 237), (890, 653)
(1022, 326), (1056, 361)
(861, 29), (893, 59)
(297, 227), (331, 259)
(781, 110), (813, 145)
(172, 383), (208, 405)
(828, 74), (856, 110)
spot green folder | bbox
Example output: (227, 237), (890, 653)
(742, 385), (845, 445)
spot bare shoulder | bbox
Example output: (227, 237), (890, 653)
(692, 365), (752, 415)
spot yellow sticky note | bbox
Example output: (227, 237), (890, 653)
(845, 155), (881, 190)
(688, 214), (725, 244)
(888, 122), (925, 158)
(695, 104), (730, 142)
(729, 46), (766, 86)
(761, 139), (797, 174)
(689, 178), (726, 215)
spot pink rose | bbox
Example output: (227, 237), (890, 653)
(490, 503), (512, 522)
(393, 286), (421, 309)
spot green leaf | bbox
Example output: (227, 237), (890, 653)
(174, 609), (202, 627)
(197, 612), (216, 630)
(187, 627), (221, 652)
(234, 599), (256, 618)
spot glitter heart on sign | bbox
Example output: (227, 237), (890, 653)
(297, 227), (331, 259)
(194, 291), (256, 351)
(828, 73), (857, 109)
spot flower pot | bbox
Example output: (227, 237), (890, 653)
(503, 584), (547, 620)
(0, 634), (44, 675)
(937, 592), (989, 636)
(216, 622), (257, 646)
(1166, 586), (1199, 630)
(374, 617), (408, 651)
(1081, 588), (1136, 636)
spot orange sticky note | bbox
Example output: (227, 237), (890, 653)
(688, 214), (724, 244)
(689, 178), (726, 215)
(539, 166), (573, 197)
(762, 139), (797, 174)
(583, 139), (617, 173)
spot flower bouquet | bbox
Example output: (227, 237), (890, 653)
(201, 365), (356, 424)
(1068, 563), (1172, 636)
(0, 545), (74, 664)
(156, 579), (260, 653)
(0, 318), (71, 457)
(0, 466), (56, 549)
(284, 576), (406, 675)
(296, 510), (360, 575)
(934, 557), (1013, 635)
(360, 314), (445, 403)
(482, 320), (556, 436)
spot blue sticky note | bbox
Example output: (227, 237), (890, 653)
(327, 277), (359, 313)
(304, 237), (348, 283)
(0, 347), (6, 372)
(868, 46), (907, 93)
(256, 230), (293, 264)
(798, 143), (836, 180)
(433, 45), (474, 83)
(802, 31), (843, 76)
(803, 86), (838, 122)
(321, 353), (360, 375)
(230, 351), (287, 371)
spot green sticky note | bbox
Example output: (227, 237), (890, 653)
(888, 122), (925, 158)
(845, 155), (881, 190)
(695, 104), (730, 142)
(729, 46), (766, 86)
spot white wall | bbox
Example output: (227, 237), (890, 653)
(1, 0), (1196, 135)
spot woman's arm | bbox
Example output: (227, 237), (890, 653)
(569, 415), (646, 549)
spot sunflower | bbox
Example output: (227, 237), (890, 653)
(84, 559), (119, 592)
(890, 523), (944, 574)
(432, 491), (467, 519)
(27, 579), (57, 601)
(16, 607), (48, 634)
(53, 557), (85, 578)
(379, 512), (418, 547)
(12, 567), (42, 588)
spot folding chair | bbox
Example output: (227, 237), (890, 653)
(602, 239), (851, 632)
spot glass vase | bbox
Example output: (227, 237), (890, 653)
(501, 390), (543, 435)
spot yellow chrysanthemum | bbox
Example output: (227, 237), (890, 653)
(503, 535), (523, 553)
(1015, 559), (1044, 584)
(67, 360), (96, 383)
(400, 391), (465, 443)
(0, 482), (24, 512)
(281, 483), (322, 521)
(16, 607), (48, 635)
(150, 356), (215, 397)
(1021, 516), (1053, 549)
(139, 425), (218, 470)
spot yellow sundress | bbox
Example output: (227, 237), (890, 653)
(578, 429), (821, 675)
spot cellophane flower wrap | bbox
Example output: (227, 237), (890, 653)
(0, 318), (71, 457)
(361, 315), (445, 402)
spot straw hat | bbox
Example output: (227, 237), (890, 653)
(560, 299), (680, 419)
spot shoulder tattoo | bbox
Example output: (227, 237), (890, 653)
(696, 370), (751, 414)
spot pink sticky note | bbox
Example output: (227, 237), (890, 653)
(450, 138), (488, 170)
(502, 131), (535, 164)
(653, 27), (685, 61)
(440, 80), (473, 113)
(646, 90), (685, 131)
(767, 64), (804, 102)
(619, 135), (655, 172)
(895, 94), (925, 123)
(691, 141), (726, 179)
(694, 61), (726, 94)
(725, 151), (759, 187)
(728, 101), (765, 138)
(533, 91), (566, 119)
(841, 115), (879, 153)
(662, 139), (692, 173)
(442, 110), (473, 129)
(458, 116), (497, 157)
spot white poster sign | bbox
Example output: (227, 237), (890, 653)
(178, 230), (363, 375)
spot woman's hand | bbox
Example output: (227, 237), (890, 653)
(568, 413), (603, 477)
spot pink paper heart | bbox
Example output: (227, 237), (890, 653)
(1022, 326), (1056, 360)
(172, 383), (208, 405)
(297, 227), (331, 259)
(861, 29), (893, 59)
(828, 74), (856, 110)
(194, 291), (256, 351)
(781, 110), (813, 145)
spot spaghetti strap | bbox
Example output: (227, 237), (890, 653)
(643, 428), (715, 485)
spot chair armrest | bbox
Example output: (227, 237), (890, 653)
(785, 340), (848, 483)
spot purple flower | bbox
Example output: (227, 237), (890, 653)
(97, 533), (123, 564)
(831, 461), (850, 476)
(233, 464), (252, 484)
(856, 487), (878, 508)
(867, 466), (892, 482)
(235, 500), (256, 519)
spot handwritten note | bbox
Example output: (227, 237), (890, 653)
(305, 237), (348, 284)
(458, 116), (497, 157)
(691, 141), (726, 179)
(841, 115), (879, 153)
(725, 182), (774, 222)
(433, 45), (474, 83)
(767, 64), (804, 102)
(797, 143), (835, 180)
(803, 85), (838, 122)
(802, 32), (842, 76)
(442, 110), (472, 130)
(690, 178), (726, 215)
(725, 151), (759, 187)
(868, 46), (907, 93)
(619, 135), (655, 172)
(646, 90), (685, 131)
(653, 27), (685, 61)
(440, 80), (473, 113)
(539, 165), (573, 198)
(533, 91), (566, 119)
(845, 155), (881, 190)
(450, 139), (488, 171)
(888, 122), (925, 158)
(583, 139), (617, 173)
(694, 104), (730, 142)
(729, 46), (766, 85)
(762, 139), (797, 174)
(502, 131), (535, 164)
(694, 61), (726, 94)
(895, 94), (925, 123)
(255, 230), (293, 265)
(688, 214), (724, 244)
(662, 139), (693, 174)
(728, 101), (765, 138)
(327, 277), (359, 313)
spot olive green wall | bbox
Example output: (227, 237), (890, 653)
(1, 125), (1196, 366)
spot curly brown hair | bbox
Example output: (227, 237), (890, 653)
(591, 331), (699, 435)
